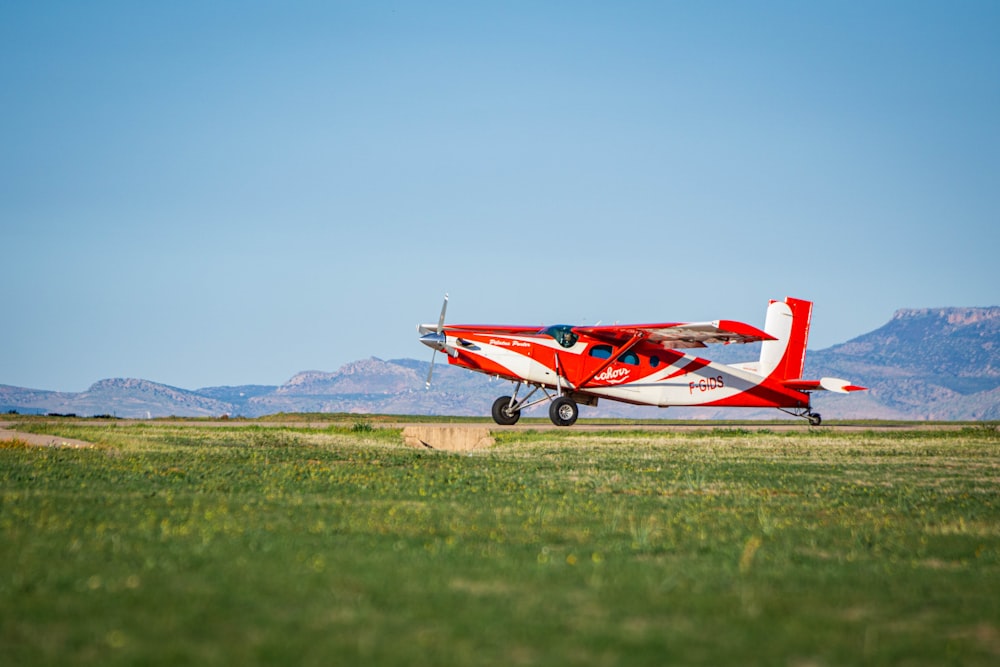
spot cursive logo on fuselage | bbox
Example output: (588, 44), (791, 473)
(595, 367), (631, 384)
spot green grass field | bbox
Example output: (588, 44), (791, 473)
(2, 420), (998, 665)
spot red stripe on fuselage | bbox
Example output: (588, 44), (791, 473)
(448, 348), (520, 381)
(662, 357), (713, 381)
(702, 380), (811, 409)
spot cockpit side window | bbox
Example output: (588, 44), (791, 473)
(542, 325), (579, 348)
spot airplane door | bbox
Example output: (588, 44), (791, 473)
(581, 344), (641, 394)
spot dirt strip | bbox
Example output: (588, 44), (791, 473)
(50, 419), (974, 432)
(0, 419), (981, 451)
(0, 422), (94, 448)
(402, 426), (495, 451)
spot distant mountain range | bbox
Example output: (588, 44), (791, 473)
(3, 306), (998, 421)
(807, 307), (1000, 420)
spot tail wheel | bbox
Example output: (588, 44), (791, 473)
(491, 396), (521, 426)
(549, 396), (579, 427)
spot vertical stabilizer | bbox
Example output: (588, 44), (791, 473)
(758, 297), (813, 381)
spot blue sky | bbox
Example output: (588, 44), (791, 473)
(3, 1), (998, 392)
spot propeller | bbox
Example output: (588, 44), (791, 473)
(419, 294), (451, 389)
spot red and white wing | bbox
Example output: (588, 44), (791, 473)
(417, 323), (543, 336)
(574, 320), (774, 349)
(442, 324), (545, 336)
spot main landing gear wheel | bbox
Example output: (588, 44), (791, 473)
(492, 396), (521, 426)
(549, 396), (579, 427)
(808, 412), (822, 426)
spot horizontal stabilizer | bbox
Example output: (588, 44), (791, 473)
(782, 377), (867, 393)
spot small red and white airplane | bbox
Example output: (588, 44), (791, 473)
(418, 296), (865, 426)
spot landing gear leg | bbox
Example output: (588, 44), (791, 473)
(489, 382), (584, 427)
(778, 405), (822, 426)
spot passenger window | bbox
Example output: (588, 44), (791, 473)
(649, 355), (660, 368)
(589, 345), (613, 359)
(620, 352), (640, 366)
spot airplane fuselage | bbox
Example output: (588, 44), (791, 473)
(418, 296), (862, 426)
(439, 329), (811, 410)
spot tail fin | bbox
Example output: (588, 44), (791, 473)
(758, 297), (813, 381)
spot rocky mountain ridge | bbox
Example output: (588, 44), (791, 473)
(3, 306), (998, 420)
(806, 306), (1000, 420)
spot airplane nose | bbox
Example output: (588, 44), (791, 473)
(420, 332), (447, 352)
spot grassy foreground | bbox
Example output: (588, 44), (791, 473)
(1, 421), (998, 666)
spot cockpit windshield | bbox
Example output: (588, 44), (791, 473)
(541, 324), (579, 348)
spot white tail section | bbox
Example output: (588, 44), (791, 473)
(759, 301), (793, 378)
(758, 297), (813, 381)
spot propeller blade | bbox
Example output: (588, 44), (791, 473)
(437, 293), (449, 333)
(425, 350), (437, 389)
(422, 294), (449, 390)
